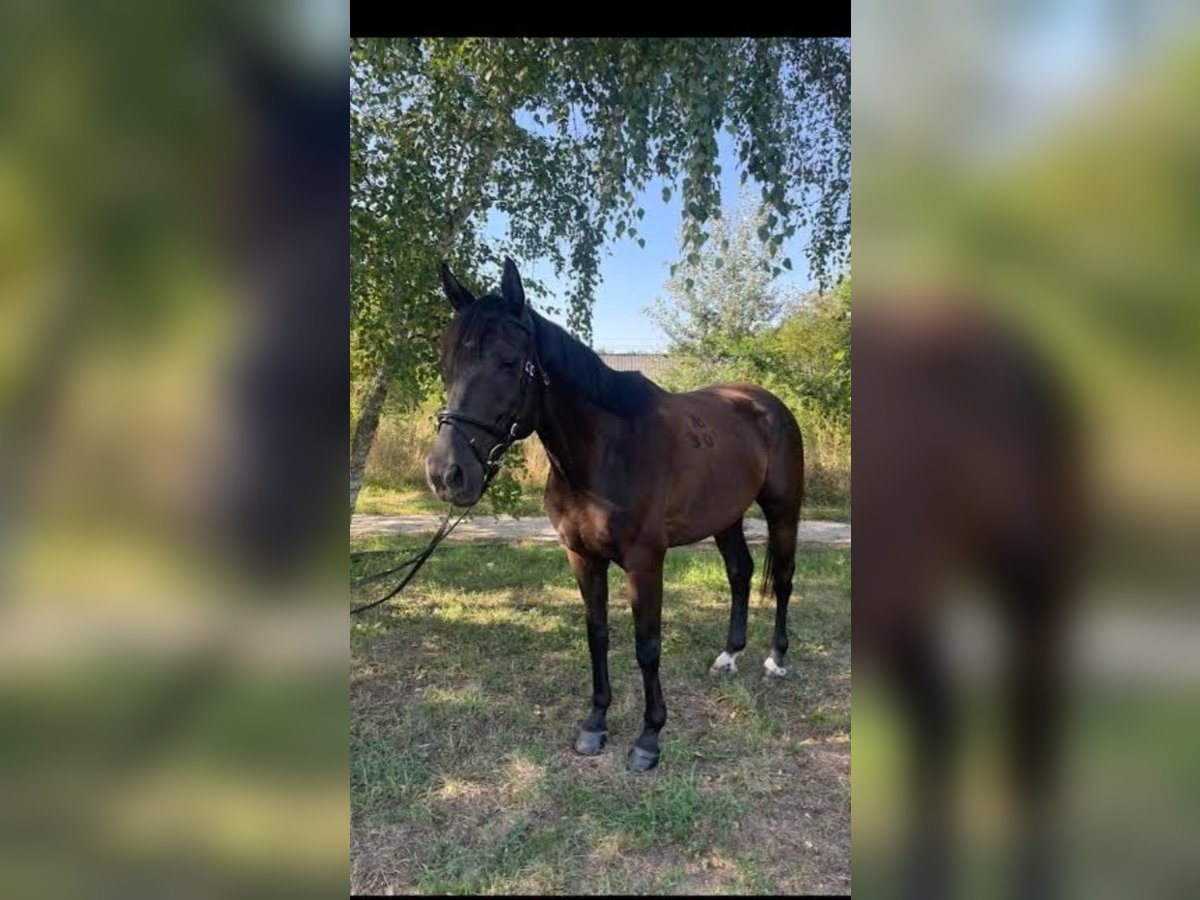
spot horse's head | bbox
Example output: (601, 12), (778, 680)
(426, 258), (545, 506)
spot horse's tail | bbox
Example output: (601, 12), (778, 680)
(760, 544), (776, 602)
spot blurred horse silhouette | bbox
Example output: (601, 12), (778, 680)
(855, 295), (1083, 900)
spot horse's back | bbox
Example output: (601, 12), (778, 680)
(667, 381), (798, 434)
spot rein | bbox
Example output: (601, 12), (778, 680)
(348, 478), (490, 616)
(350, 312), (549, 616)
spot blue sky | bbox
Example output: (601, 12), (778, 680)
(484, 129), (822, 353)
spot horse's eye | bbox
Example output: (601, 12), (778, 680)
(498, 359), (518, 370)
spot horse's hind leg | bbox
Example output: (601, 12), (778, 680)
(756, 404), (803, 678)
(995, 560), (1072, 900)
(890, 619), (956, 900)
(759, 500), (799, 678)
(710, 520), (754, 675)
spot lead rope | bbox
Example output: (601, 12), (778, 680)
(349, 428), (514, 616)
(349, 505), (470, 616)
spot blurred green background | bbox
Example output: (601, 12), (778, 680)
(853, 2), (1200, 897)
(0, 2), (347, 897)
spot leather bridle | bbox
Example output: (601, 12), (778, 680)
(434, 313), (550, 486)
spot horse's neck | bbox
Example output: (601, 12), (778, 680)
(535, 380), (595, 486)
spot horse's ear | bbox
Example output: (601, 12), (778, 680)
(500, 257), (526, 308)
(440, 262), (476, 312)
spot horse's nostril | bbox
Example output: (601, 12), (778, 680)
(445, 464), (463, 488)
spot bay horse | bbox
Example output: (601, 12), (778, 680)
(425, 258), (805, 773)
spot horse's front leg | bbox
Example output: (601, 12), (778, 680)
(567, 549), (611, 755)
(626, 554), (667, 773)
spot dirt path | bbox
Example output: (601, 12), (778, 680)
(351, 513), (850, 546)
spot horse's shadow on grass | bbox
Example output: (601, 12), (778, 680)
(352, 585), (847, 778)
(353, 542), (845, 708)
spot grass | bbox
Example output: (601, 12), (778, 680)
(350, 538), (851, 895)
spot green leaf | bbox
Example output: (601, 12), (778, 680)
(662, 186), (672, 202)
(637, 238), (645, 248)
(783, 257), (793, 270)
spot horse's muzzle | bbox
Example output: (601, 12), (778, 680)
(426, 444), (485, 507)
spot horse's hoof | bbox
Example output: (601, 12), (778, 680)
(627, 745), (661, 773)
(573, 730), (607, 756)
(709, 651), (738, 676)
(763, 657), (788, 680)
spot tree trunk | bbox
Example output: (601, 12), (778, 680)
(349, 359), (392, 517)
(348, 126), (503, 519)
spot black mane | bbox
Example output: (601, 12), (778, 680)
(530, 310), (660, 417)
(443, 295), (659, 417)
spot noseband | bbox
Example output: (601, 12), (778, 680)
(435, 314), (550, 485)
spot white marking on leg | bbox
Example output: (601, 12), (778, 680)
(711, 650), (738, 674)
(764, 657), (788, 677)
